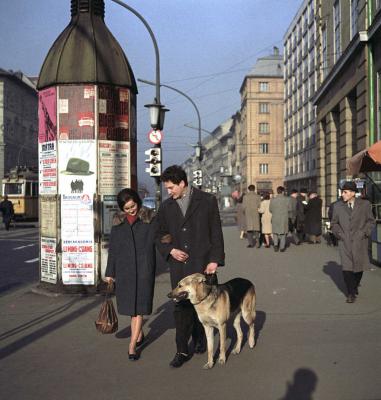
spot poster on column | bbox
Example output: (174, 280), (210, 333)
(39, 141), (57, 194)
(41, 237), (57, 284)
(61, 194), (95, 285)
(38, 87), (57, 143)
(98, 141), (130, 194)
(58, 140), (96, 194)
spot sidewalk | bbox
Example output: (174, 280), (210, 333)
(1, 227), (381, 400)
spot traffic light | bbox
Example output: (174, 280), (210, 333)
(145, 148), (161, 177)
(193, 169), (202, 186)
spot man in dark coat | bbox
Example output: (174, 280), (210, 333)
(0, 196), (15, 231)
(331, 181), (375, 303)
(296, 188), (307, 242)
(155, 165), (225, 368)
(304, 191), (322, 243)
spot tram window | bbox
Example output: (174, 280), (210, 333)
(25, 182), (31, 196)
(4, 183), (23, 195)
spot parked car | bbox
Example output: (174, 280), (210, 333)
(142, 196), (156, 211)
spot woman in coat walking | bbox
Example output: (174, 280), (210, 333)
(258, 192), (272, 247)
(105, 188), (156, 361)
(304, 191), (323, 243)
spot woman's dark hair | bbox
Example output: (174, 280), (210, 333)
(262, 192), (270, 200)
(160, 165), (188, 185)
(117, 188), (142, 211)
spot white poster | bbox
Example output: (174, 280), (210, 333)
(41, 237), (57, 284)
(58, 140), (96, 194)
(98, 140), (130, 194)
(61, 194), (95, 285)
(102, 195), (119, 236)
(39, 141), (57, 194)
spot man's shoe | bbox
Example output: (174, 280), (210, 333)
(128, 352), (140, 361)
(170, 353), (190, 368)
(280, 248), (286, 252)
(247, 245), (254, 248)
(194, 340), (206, 354)
(274, 246), (279, 252)
(346, 295), (355, 303)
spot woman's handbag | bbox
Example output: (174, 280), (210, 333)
(95, 282), (118, 334)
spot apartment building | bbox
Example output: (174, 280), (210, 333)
(284, 0), (318, 192)
(239, 49), (284, 194)
(313, 0), (381, 210)
(0, 69), (38, 192)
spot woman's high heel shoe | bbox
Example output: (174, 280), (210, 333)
(128, 352), (140, 361)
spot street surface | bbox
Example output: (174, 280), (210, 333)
(1, 224), (381, 400)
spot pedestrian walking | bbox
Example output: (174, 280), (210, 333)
(289, 189), (301, 245)
(269, 186), (291, 252)
(235, 193), (246, 239)
(296, 188), (308, 242)
(242, 184), (261, 248)
(155, 165), (225, 368)
(331, 181), (375, 303)
(304, 191), (322, 244)
(258, 192), (272, 248)
(104, 188), (157, 361)
(0, 195), (15, 231)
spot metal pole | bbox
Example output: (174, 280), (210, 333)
(110, 0), (160, 104)
(138, 79), (202, 159)
(110, 0), (162, 205)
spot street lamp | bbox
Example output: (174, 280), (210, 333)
(111, 0), (164, 206)
(138, 78), (203, 161)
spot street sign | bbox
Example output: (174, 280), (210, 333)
(148, 129), (163, 145)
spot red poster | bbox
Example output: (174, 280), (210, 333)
(38, 88), (57, 143)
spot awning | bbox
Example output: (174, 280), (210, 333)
(347, 140), (381, 175)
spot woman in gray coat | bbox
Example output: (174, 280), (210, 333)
(331, 181), (375, 303)
(105, 189), (156, 360)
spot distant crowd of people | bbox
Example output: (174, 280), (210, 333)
(236, 185), (322, 252)
(235, 182), (376, 304)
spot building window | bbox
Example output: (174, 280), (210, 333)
(259, 163), (269, 174)
(259, 123), (269, 134)
(309, 0), (315, 24)
(257, 181), (272, 192)
(259, 143), (269, 154)
(259, 82), (269, 92)
(351, 0), (359, 39)
(334, 0), (341, 62)
(322, 27), (328, 78)
(259, 103), (269, 113)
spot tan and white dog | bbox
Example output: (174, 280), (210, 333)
(168, 273), (256, 369)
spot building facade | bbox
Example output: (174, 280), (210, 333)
(313, 0), (381, 212)
(0, 69), (38, 192)
(239, 49), (285, 194)
(284, 0), (318, 192)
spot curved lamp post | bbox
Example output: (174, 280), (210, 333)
(138, 78), (203, 161)
(111, 0), (164, 206)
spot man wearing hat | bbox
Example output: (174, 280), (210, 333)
(331, 181), (375, 303)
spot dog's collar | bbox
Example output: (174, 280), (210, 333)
(193, 285), (213, 305)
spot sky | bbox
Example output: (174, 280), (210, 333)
(0, 0), (302, 194)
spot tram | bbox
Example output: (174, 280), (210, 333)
(1, 166), (38, 220)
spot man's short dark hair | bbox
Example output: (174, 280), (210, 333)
(276, 186), (285, 194)
(161, 165), (188, 185)
(291, 189), (298, 194)
(300, 188), (308, 194)
(248, 185), (255, 191)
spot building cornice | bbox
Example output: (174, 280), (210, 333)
(312, 31), (368, 106)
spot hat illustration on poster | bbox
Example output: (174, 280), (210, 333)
(61, 158), (94, 175)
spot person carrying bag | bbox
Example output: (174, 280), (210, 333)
(95, 282), (118, 334)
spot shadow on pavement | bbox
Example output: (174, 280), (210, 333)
(322, 261), (346, 296)
(0, 297), (102, 360)
(115, 300), (175, 351)
(279, 368), (318, 400)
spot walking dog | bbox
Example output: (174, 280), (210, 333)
(168, 273), (256, 369)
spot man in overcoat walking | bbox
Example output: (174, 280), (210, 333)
(331, 181), (375, 303)
(0, 195), (14, 231)
(155, 165), (225, 368)
(242, 184), (261, 248)
(270, 186), (292, 252)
